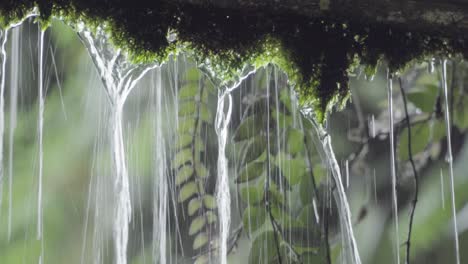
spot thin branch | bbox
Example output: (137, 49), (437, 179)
(399, 78), (419, 264)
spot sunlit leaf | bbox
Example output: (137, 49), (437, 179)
(178, 101), (197, 116)
(196, 164), (209, 178)
(206, 211), (217, 224)
(179, 84), (198, 101)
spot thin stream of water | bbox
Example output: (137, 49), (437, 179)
(37, 28), (45, 241)
(215, 88), (233, 264)
(0, 28), (7, 218)
(441, 60), (460, 264)
(387, 72), (400, 264)
(7, 25), (19, 241)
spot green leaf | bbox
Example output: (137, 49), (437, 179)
(194, 255), (209, 264)
(188, 199), (202, 216)
(234, 114), (265, 142)
(185, 67), (200, 82)
(178, 101), (197, 116)
(454, 96), (468, 131)
(178, 118), (196, 134)
(175, 165), (194, 186)
(189, 216), (207, 235)
(178, 182), (198, 203)
(196, 164), (209, 179)
(199, 103), (213, 123)
(172, 148), (192, 169)
(244, 136), (267, 164)
(248, 231), (278, 264)
(240, 185), (265, 205)
(398, 121), (445, 161)
(279, 88), (293, 113)
(275, 153), (307, 185)
(193, 233), (208, 250)
(287, 129), (304, 155)
(203, 195), (217, 209)
(243, 206), (266, 236)
(177, 134), (193, 149)
(206, 211), (217, 224)
(236, 161), (265, 183)
(407, 84), (438, 113)
(179, 84), (198, 101)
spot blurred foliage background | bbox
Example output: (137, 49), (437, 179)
(0, 18), (467, 264)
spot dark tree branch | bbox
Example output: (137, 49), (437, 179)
(399, 78), (419, 264)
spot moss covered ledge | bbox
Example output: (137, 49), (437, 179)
(1, 0), (468, 121)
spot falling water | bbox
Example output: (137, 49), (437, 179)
(0, 28), (7, 216)
(387, 71), (400, 264)
(302, 112), (362, 264)
(153, 66), (168, 264)
(79, 27), (156, 264)
(36, 28), (45, 242)
(7, 25), (19, 241)
(441, 60), (460, 264)
(215, 88), (233, 264)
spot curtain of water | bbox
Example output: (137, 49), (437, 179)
(441, 60), (460, 264)
(153, 66), (169, 264)
(0, 28), (7, 218)
(79, 27), (156, 264)
(7, 25), (19, 241)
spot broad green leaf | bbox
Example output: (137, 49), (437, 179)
(178, 182), (198, 203)
(407, 84), (438, 113)
(179, 84), (198, 100)
(193, 233), (208, 250)
(240, 185), (264, 205)
(175, 165), (194, 186)
(177, 134), (193, 149)
(172, 148), (192, 169)
(299, 166), (324, 205)
(287, 226), (321, 248)
(185, 67), (200, 82)
(199, 103), (213, 123)
(275, 153), (307, 185)
(189, 216), (206, 235)
(298, 204), (320, 226)
(244, 136), (267, 164)
(236, 161), (265, 183)
(178, 118), (196, 134)
(188, 199), (202, 216)
(399, 121), (445, 161)
(248, 231), (278, 264)
(234, 114), (265, 142)
(243, 206), (266, 236)
(196, 164), (209, 179)
(279, 88), (293, 113)
(287, 128), (304, 155)
(178, 101), (197, 116)
(203, 195), (217, 209)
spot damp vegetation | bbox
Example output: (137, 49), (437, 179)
(1, 0), (467, 121)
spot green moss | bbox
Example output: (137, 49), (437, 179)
(0, 0), (466, 122)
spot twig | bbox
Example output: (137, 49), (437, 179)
(399, 78), (419, 264)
